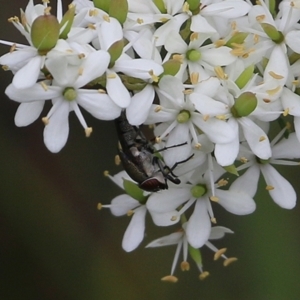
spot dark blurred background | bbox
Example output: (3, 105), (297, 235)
(1, 1), (300, 300)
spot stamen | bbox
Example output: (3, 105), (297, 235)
(214, 248), (227, 260)
(103, 15), (110, 22)
(211, 217), (217, 224)
(269, 71), (284, 79)
(78, 67), (84, 75)
(210, 196), (219, 202)
(283, 108), (289, 116)
(97, 203), (102, 210)
(266, 185), (274, 191)
(259, 136), (266, 142)
(267, 86), (281, 96)
(161, 275), (178, 283)
(115, 155), (121, 165)
(127, 210), (134, 216)
(194, 143), (201, 149)
(214, 39), (226, 47)
(10, 43), (16, 53)
(199, 271), (210, 280)
(107, 73), (117, 79)
(256, 14), (265, 22)
(190, 72), (199, 85)
(40, 81), (48, 91)
(172, 54), (184, 64)
(180, 261), (190, 271)
(103, 170), (109, 176)
(224, 257), (238, 266)
(85, 127), (93, 137)
(88, 24), (96, 30)
(42, 117), (49, 125)
(190, 32), (199, 41)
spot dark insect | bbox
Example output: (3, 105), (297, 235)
(115, 111), (193, 192)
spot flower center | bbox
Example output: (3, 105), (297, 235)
(186, 49), (201, 62)
(177, 110), (191, 123)
(191, 184), (207, 198)
(63, 87), (77, 101)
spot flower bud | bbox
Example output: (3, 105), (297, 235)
(187, 0), (200, 11)
(109, 0), (128, 25)
(153, 0), (167, 13)
(225, 32), (248, 48)
(186, 49), (201, 62)
(191, 184), (207, 198)
(161, 59), (181, 76)
(235, 65), (254, 89)
(231, 92), (257, 117)
(260, 23), (284, 44)
(59, 5), (75, 40)
(123, 179), (147, 203)
(31, 12), (60, 55)
(108, 39), (124, 67)
(93, 0), (110, 13)
(177, 110), (191, 123)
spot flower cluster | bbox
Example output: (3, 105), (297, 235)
(1, 0), (300, 281)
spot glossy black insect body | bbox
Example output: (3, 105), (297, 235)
(115, 111), (192, 192)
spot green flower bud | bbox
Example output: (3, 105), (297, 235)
(186, 49), (201, 62)
(123, 179), (147, 204)
(191, 184), (207, 198)
(63, 87), (77, 101)
(31, 13), (60, 55)
(177, 110), (191, 123)
(161, 59), (181, 76)
(109, 0), (128, 25)
(108, 39), (124, 67)
(153, 0), (167, 13)
(225, 32), (248, 48)
(187, 0), (200, 11)
(231, 92), (257, 118)
(235, 65), (254, 89)
(223, 164), (239, 176)
(59, 5), (75, 40)
(93, 0), (110, 13)
(260, 23), (284, 44)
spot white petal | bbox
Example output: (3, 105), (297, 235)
(150, 210), (181, 226)
(260, 164), (296, 209)
(272, 133), (300, 159)
(146, 232), (183, 247)
(209, 226), (234, 240)
(43, 101), (69, 153)
(14, 101), (44, 127)
(106, 71), (131, 108)
(110, 194), (140, 216)
(146, 188), (190, 213)
(77, 90), (121, 120)
(230, 165), (260, 197)
(201, 46), (236, 66)
(285, 30), (300, 54)
(122, 205), (147, 252)
(75, 50), (110, 87)
(13, 56), (43, 89)
(239, 117), (271, 159)
(5, 83), (61, 102)
(216, 189), (256, 215)
(98, 17), (123, 50)
(186, 199), (211, 248)
(165, 30), (187, 54)
(190, 14), (217, 33)
(126, 85), (154, 125)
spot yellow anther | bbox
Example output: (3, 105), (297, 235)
(216, 115), (227, 120)
(190, 72), (199, 85)
(259, 136), (266, 142)
(2, 65), (9, 71)
(149, 70), (159, 82)
(214, 39), (226, 48)
(103, 170), (109, 176)
(263, 98), (271, 103)
(107, 73), (117, 79)
(267, 86), (281, 96)
(182, 2), (190, 12)
(203, 115), (210, 121)
(89, 9), (98, 17)
(194, 142), (201, 149)
(8, 16), (19, 23)
(269, 71), (284, 80)
(214, 248), (227, 260)
(98, 89), (107, 94)
(10, 43), (16, 53)
(161, 275), (178, 283)
(155, 136), (161, 143)
(115, 155), (121, 166)
(78, 67), (84, 75)
(199, 271), (210, 280)
(254, 34), (260, 44)
(103, 15), (110, 22)
(87, 23), (96, 30)
(211, 217), (217, 224)
(137, 18), (144, 24)
(172, 54), (184, 64)
(218, 179), (228, 187)
(40, 81), (48, 91)
(256, 14), (265, 22)
(85, 127), (93, 137)
(44, 6), (51, 14)
(97, 203), (102, 210)
(231, 21), (237, 31)
(181, 261), (190, 271)
(190, 32), (199, 41)
(224, 257), (238, 267)
(210, 196), (219, 202)
(183, 89), (193, 95)
(170, 215), (177, 221)
(78, 53), (85, 59)
(283, 108), (289, 116)
(214, 66), (228, 80)
(42, 117), (49, 125)
(127, 210), (134, 217)
(266, 185), (274, 191)
(240, 156), (248, 163)
(155, 105), (161, 112)
(159, 17), (169, 23)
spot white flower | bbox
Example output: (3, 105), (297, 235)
(146, 225), (236, 281)
(6, 50), (121, 152)
(232, 130), (300, 209)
